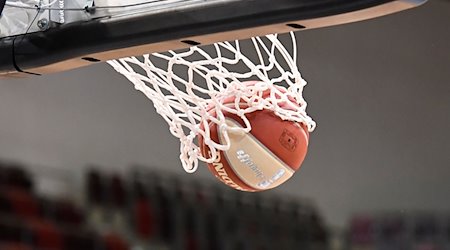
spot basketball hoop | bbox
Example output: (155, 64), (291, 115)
(107, 32), (316, 174)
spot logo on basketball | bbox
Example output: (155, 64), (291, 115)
(209, 150), (246, 191)
(279, 129), (298, 151)
(236, 150), (265, 179)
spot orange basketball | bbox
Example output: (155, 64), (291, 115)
(199, 83), (309, 192)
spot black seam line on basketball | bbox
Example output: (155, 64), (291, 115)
(218, 118), (295, 190)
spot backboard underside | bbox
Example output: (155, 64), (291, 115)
(0, 0), (426, 77)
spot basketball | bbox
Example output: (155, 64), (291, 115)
(199, 84), (309, 192)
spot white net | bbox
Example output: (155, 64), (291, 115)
(107, 32), (316, 173)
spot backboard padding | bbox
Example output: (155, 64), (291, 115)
(0, 0), (426, 76)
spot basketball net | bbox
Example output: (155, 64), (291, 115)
(107, 32), (316, 173)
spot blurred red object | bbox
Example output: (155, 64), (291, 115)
(1, 188), (39, 218)
(28, 218), (63, 249)
(103, 233), (129, 250)
(134, 199), (155, 239)
(350, 215), (374, 245)
(0, 242), (33, 250)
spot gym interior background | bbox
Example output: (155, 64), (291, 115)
(0, 1), (449, 249)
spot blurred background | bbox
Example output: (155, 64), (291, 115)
(0, 0), (449, 249)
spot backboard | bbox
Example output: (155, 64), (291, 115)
(0, 0), (426, 77)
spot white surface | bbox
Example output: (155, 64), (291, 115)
(0, 3), (32, 37)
